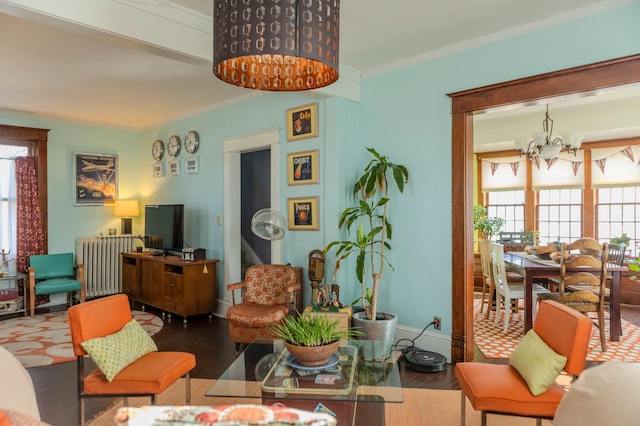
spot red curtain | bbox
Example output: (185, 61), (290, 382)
(15, 156), (45, 272)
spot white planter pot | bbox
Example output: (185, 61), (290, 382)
(352, 311), (397, 361)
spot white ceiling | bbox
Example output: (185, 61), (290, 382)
(0, 0), (636, 131)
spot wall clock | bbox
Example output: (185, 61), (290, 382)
(152, 139), (164, 161)
(168, 135), (181, 157)
(185, 130), (199, 154)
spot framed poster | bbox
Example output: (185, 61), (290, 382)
(286, 102), (318, 141)
(153, 162), (164, 178)
(287, 150), (318, 185)
(185, 157), (199, 174)
(74, 152), (117, 205)
(288, 196), (319, 231)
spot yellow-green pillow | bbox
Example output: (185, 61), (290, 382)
(509, 329), (567, 396)
(81, 318), (157, 382)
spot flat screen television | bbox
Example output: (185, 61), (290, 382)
(144, 204), (184, 255)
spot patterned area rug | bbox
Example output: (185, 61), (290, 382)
(474, 296), (640, 362)
(0, 310), (163, 368)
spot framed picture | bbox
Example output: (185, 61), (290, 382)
(74, 152), (117, 205)
(288, 196), (319, 231)
(153, 162), (164, 178)
(287, 149), (318, 185)
(168, 159), (180, 176)
(185, 157), (199, 174)
(286, 102), (318, 141)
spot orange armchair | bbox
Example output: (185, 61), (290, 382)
(226, 264), (301, 355)
(68, 294), (196, 425)
(455, 300), (592, 426)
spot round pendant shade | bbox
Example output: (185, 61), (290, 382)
(213, 0), (340, 91)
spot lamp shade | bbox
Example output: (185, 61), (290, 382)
(213, 0), (340, 91)
(113, 200), (139, 218)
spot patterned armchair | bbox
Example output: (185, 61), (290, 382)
(226, 264), (301, 355)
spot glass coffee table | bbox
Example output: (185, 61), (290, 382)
(205, 339), (403, 426)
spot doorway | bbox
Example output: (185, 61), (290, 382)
(221, 129), (281, 316)
(449, 54), (640, 363)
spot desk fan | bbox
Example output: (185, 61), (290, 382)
(251, 208), (286, 240)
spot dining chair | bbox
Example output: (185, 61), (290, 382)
(491, 242), (550, 333)
(478, 239), (494, 317)
(479, 239), (525, 319)
(538, 238), (609, 352)
(566, 241), (625, 335)
(456, 300), (593, 426)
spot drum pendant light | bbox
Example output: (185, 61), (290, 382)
(213, 0), (340, 91)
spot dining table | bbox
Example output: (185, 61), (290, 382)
(503, 251), (627, 341)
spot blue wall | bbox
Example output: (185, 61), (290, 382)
(1, 2), (639, 344)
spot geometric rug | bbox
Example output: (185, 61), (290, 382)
(473, 296), (640, 362)
(0, 310), (163, 368)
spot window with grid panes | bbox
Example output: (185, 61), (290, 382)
(537, 188), (582, 245)
(597, 186), (640, 258)
(486, 190), (525, 233)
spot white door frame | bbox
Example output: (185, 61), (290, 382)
(220, 128), (281, 315)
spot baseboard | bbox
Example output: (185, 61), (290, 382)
(394, 324), (451, 363)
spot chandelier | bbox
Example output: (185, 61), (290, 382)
(213, 0), (340, 91)
(514, 105), (583, 161)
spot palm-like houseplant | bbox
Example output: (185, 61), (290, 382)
(324, 147), (409, 322)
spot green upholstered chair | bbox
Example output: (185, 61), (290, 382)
(28, 253), (85, 316)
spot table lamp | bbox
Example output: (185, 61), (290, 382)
(113, 200), (139, 235)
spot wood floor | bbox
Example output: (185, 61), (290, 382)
(26, 302), (640, 425)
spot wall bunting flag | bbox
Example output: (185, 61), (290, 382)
(596, 158), (607, 174)
(510, 162), (519, 176)
(532, 155), (540, 170)
(571, 161), (582, 176)
(545, 158), (557, 169)
(490, 162), (499, 176)
(622, 146), (635, 163)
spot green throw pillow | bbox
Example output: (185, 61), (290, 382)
(81, 318), (158, 382)
(509, 329), (567, 396)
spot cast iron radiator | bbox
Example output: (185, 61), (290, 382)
(75, 236), (136, 297)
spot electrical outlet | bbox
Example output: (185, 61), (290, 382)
(434, 316), (441, 330)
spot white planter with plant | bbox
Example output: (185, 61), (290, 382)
(324, 148), (408, 358)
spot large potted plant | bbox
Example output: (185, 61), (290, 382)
(324, 147), (409, 358)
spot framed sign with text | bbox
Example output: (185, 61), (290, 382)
(288, 196), (319, 231)
(287, 150), (318, 185)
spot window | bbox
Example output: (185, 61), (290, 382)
(0, 144), (29, 269)
(486, 190), (525, 233)
(597, 186), (640, 257)
(537, 188), (582, 245)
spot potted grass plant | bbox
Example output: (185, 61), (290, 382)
(273, 314), (352, 367)
(324, 147), (409, 358)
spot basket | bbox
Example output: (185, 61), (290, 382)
(525, 245), (556, 259)
(0, 296), (24, 313)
